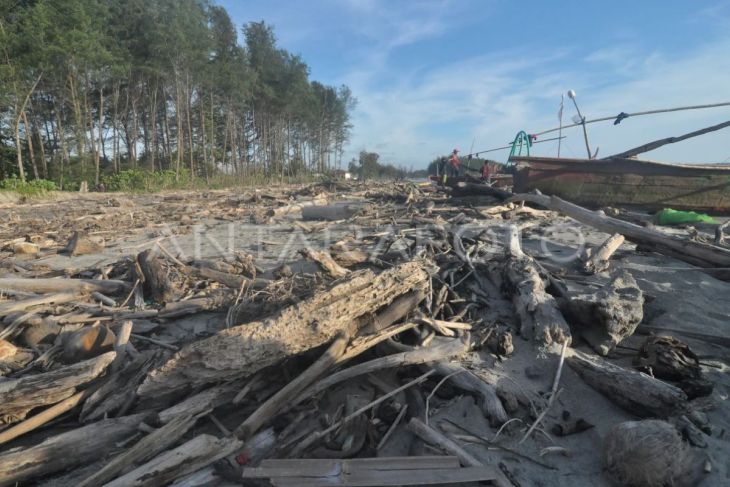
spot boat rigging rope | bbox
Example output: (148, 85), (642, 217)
(533, 100), (730, 137)
(465, 100), (730, 160)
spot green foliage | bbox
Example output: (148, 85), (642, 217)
(101, 169), (193, 192)
(0, 145), (18, 180)
(0, 0), (356, 187)
(350, 151), (408, 180)
(0, 176), (57, 196)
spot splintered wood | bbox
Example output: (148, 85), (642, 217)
(0, 180), (726, 486)
(137, 261), (429, 401)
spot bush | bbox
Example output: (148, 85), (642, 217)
(102, 169), (194, 192)
(0, 176), (57, 196)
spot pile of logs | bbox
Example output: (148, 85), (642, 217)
(0, 180), (724, 486)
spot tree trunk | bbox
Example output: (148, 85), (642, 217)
(149, 82), (158, 171)
(12, 74), (42, 182)
(95, 84), (104, 185)
(21, 111), (39, 179)
(14, 110), (26, 182)
(186, 73), (194, 181)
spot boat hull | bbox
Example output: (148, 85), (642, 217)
(511, 156), (730, 214)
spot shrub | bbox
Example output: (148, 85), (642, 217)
(102, 169), (193, 192)
(0, 176), (57, 196)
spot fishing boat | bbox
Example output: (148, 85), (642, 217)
(510, 155), (730, 214)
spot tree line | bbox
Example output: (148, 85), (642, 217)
(0, 0), (355, 189)
(348, 150), (427, 180)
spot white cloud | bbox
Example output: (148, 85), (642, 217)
(341, 31), (730, 167)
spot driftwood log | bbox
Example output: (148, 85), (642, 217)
(80, 350), (158, 422)
(157, 292), (235, 318)
(187, 264), (270, 290)
(365, 289), (424, 333)
(136, 249), (177, 304)
(302, 202), (362, 220)
(382, 338), (509, 425)
(567, 349), (687, 417)
(430, 361), (510, 426)
(66, 231), (105, 256)
(169, 428), (276, 487)
(0, 291), (81, 316)
(235, 333), (350, 440)
(12, 242), (39, 255)
(158, 382), (241, 424)
(0, 390), (86, 446)
(0, 351), (115, 424)
(715, 220), (730, 245)
(77, 413), (200, 487)
(510, 194), (730, 278)
(0, 412), (152, 486)
(501, 226), (572, 345)
(407, 417), (482, 467)
(103, 433), (242, 487)
(0, 277), (129, 295)
(0, 339), (33, 375)
(299, 248), (350, 278)
(563, 271), (644, 355)
(269, 195), (328, 217)
(293, 335), (470, 410)
(137, 261), (430, 402)
(583, 233), (625, 274)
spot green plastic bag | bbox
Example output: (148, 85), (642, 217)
(654, 208), (718, 226)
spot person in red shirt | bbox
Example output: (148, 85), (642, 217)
(481, 160), (491, 183)
(448, 148), (460, 177)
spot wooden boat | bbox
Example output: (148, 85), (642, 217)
(510, 156), (730, 214)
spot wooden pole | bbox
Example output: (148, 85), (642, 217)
(509, 194), (730, 276)
(570, 97), (592, 159)
(607, 120), (730, 159)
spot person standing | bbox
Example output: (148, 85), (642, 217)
(481, 160), (491, 183)
(448, 148), (461, 177)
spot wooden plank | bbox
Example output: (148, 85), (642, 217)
(267, 466), (507, 486)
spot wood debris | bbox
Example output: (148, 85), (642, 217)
(0, 180), (726, 486)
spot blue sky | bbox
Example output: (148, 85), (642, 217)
(220, 0), (730, 168)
